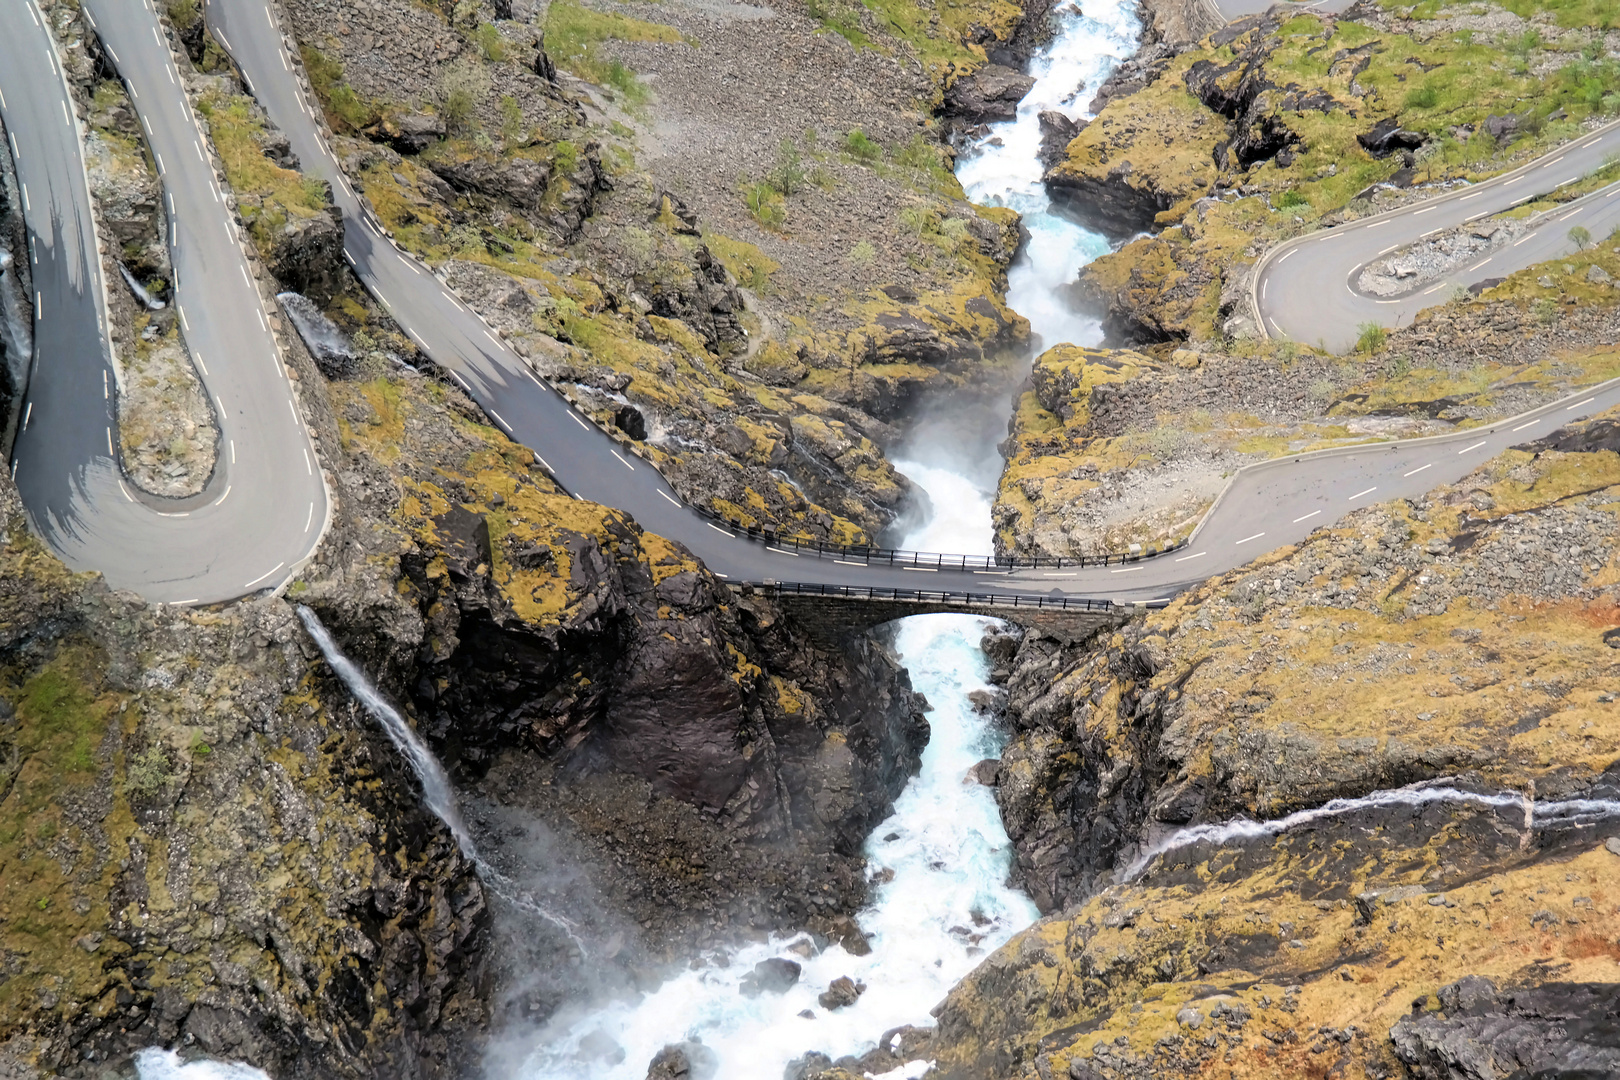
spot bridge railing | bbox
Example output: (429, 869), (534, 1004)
(693, 504), (1190, 569)
(753, 581), (1169, 612)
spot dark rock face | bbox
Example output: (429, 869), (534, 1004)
(1358, 116), (1429, 159)
(943, 64), (1037, 125)
(428, 156), (553, 211)
(818, 975), (866, 1010)
(1037, 110), (1084, 169)
(738, 957), (803, 997)
(266, 205), (347, 304)
(613, 403), (648, 440)
(641, 244), (746, 355)
(1182, 18), (1333, 171)
(370, 112), (448, 154)
(1390, 980), (1620, 1078)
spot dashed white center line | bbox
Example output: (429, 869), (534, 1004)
(106, 428), (113, 455)
(1458, 440), (1487, 454)
(1583, 136), (1602, 148)
(1414, 206), (1435, 215)
(569, 412), (590, 431)
(1512, 418), (1540, 431)
(1504, 175), (1522, 186)
(302, 448), (312, 475)
(610, 449), (635, 471)
(1514, 233), (1536, 246)
(1174, 551), (1206, 562)
(1423, 283), (1446, 294)
(230, 440), (236, 464)
(1278, 249), (1296, 264)
(1566, 397), (1596, 410)
(1348, 486), (1377, 501)
(1110, 566), (1141, 573)
(1379, 244), (1400, 255)
(1235, 532), (1265, 545)
(214, 484), (232, 506)
(1292, 510), (1321, 523)
(1459, 191), (1481, 201)
(1405, 463), (1433, 477)
(1469, 257), (1492, 271)
(658, 490), (681, 507)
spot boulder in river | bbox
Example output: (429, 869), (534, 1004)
(818, 975), (866, 1010)
(738, 956), (802, 997)
(645, 1040), (718, 1080)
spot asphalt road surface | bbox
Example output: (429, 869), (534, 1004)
(1257, 120), (1620, 352)
(5, 0), (1618, 609)
(1, 0), (329, 604)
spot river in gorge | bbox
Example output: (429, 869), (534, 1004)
(132, 2), (1141, 1077)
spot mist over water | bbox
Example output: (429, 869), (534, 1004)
(137, 4), (1146, 1078)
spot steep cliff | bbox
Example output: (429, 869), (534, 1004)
(926, 405), (1620, 1077)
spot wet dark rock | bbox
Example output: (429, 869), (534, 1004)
(739, 957), (803, 997)
(646, 1041), (719, 1080)
(1037, 110), (1084, 169)
(943, 64), (1037, 125)
(265, 204), (346, 304)
(968, 759), (1001, 786)
(278, 292), (359, 378)
(818, 976), (866, 1010)
(614, 404), (647, 440)
(577, 1029), (627, 1064)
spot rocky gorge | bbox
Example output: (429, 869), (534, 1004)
(1, 0), (1618, 1075)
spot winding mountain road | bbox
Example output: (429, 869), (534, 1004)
(5, 0), (1620, 611)
(0, 0), (328, 604)
(1256, 119), (1620, 351)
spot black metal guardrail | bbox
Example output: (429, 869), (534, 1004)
(753, 581), (1170, 612)
(693, 504), (1189, 569)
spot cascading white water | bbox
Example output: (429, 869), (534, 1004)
(293, 606), (586, 948)
(133, 1049), (271, 1080)
(138, 5), (1148, 1078)
(296, 606), (479, 855)
(1124, 783), (1620, 881)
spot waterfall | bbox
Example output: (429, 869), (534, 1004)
(119, 262), (168, 310)
(1124, 782), (1620, 881)
(294, 606), (585, 950)
(277, 292), (357, 376)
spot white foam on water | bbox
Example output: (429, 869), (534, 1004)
(133, 1048), (271, 1080)
(131, 3), (1151, 1076)
(955, 0), (1142, 352)
(509, 461), (1039, 1079)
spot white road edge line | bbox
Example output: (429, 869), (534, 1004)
(1110, 566), (1141, 573)
(1512, 419), (1539, 431)
(1174, 551), (1206, 562)
(610, 449), (635, 471)
(1566, 397), (1596, 410)
(244, 561), (284, 589)
(658, 490), (680, 506)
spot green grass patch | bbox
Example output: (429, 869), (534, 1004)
(197, 90), (329, 255)
(543, 0), (690, 104)
(299, 45), (376, 131)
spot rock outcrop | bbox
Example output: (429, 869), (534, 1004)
(936, 405), (1620, 1077)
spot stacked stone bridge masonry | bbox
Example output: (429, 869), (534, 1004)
(749, 586), (1137, 649)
